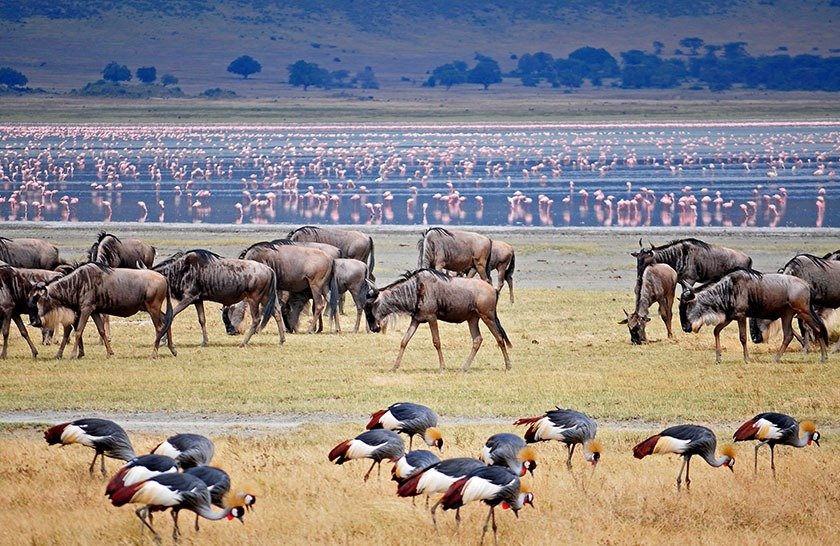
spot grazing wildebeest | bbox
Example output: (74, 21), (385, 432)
(153, 250), (282, 347)
(287, 226), (375, 278)
(365, 269), (512, 371)
(0, 237), (61, 269)
(750, 254), (840, 351)
(417, 227), (493, 282)
(28, 263), (175, 359)
(231, 241), (335, 334)
(0, 265), (44, 358)
(88, 232), (156, 268)
(619, 263), (677, 344)
(467, 239), (516, 303)
(679, 268), (828, 364)
(328, 258), (371, 333)
(632, 238), (752, 294)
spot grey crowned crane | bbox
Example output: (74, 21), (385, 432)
(44, 418), (136, 477)
(439, 465), (533, 545)
(733, 412), (820, 477)
(367, 402), (444, 451)
(391, 449), (441, 485)
(479, 433), (537, 477)
(396, 456), (485, 527)
(328, 429), (405, 481)
(633, 424), (736, 491)
(109, 472), (245, 542)
(151, 433), (214, 469)
(106, 454), (179, 498)
(514, 408), (602, 469)
(185, 466), (257, 531)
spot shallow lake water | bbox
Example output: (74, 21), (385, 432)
(1, 122), (837, 228)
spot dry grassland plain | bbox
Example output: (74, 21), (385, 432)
(0, 224), (838, 545)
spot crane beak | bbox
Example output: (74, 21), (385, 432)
(813, 438), (820, 447)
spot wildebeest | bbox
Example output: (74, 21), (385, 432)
(28, 263), (176, 359)
(230, 241), (335, 334)
(750, 254), (840, 351)
(417, 227), (493, 282)
(0, 237), (62, 269)
(0, 265), (44, 358)
(632, 238), (752, 292)
(679, 268), (828, 364)
(619, 263), (677, 344)
(153, 250), (282, 347)
(468, 239), (516, 303)
(823, 250), (840, 261)
(328, 258), (371, 333)
(365, 269), (512, 371)
(88, 232), (156, 268)
(276, 239), (341, 261)
(287, 226), (375, 277)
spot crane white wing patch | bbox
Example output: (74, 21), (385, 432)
(345, 439), (379, 460)
(153, 441), (180, 459)
(653, 436), (691, 454)
(417, 468), (458, 495)
(461, 475), (512, 505)
(131, 481), (183, 507)
(539, 419), (574, 440)
(378, 410), (401, 430)
(61, 424), (96, 447)
(753, 418), (783, 440)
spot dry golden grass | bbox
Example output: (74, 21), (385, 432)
(0, 424), (837, 546)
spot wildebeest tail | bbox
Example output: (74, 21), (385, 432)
(260, 270), (278, 331)
(504, 250), (515, 283)
(161, 284), (175, 336)
(367, 236), (375, 277)
(495, 313), (512, 348)
(485, 239), (493, 280)
(810, 300), (829, 345)
(328, 265), (340, 320)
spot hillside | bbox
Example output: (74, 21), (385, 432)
(0, 0), (839, 96)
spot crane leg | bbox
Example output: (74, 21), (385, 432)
(430, 498), (440, 529)
(567, 443), (576, 470)
(100, 452), (107, 478)
(491, 506), (499, 546)
(770, 445), (776, 479)
(455, 507), (461, 532)
(135, 507), (160, 543)
(194, 513), (200, 532)
(88, 451), (98, 475)
(363, 460), (377, 482)
(675, 456), (687, 491)
(479, 506), (493, 546)
(408, 435), (414, 451)
(171, 509), (181, 540)
(685, 457), (691, 491)
(754, 443), (761, 474)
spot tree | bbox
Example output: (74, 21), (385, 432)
(102, 61), (131, 83)
(136, 66), (157, 84)
(353, 66), (379, 89)
(227, 55), (261, 79)
(0, 67), (27, 88)
(652, 41), (664, 55)
(287, 60), (329, 90)
(160, 73), (179, 87)
(679, 37), (705, 55)
(568, 46), (620, 81)
(723, 41), (749, 59)
(429, 61), (468, 89)
(467, 55), (502, 90)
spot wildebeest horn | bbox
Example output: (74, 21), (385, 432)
(648, 239), (654, 249)
(618, 309), (629, 325)
(638, 238), (643, 248)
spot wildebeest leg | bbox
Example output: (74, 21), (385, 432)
(241, 296), (262, 347)
(307, 286), (326, 334)
(797, 307), (828, 362)
(393, 319), (421, 371)
(775, 312), (797, 363)
(331, 301), (342, 334)
(661, 296), (674, 338)
(12, 314), (38, 358)
(146, 304), (168, 359)
(70, 309), (94, 359)
(474, 258), (491, 283)
(55, 324), (72, 359)
(480, 314), (512, 370)
(273, 300), (286, 345)
(712, 319), (732, 364)
(737, 317), (750, 363)
(0, 312), (10, 359)
(428, 318), (446, 371)
(461, 318), (482, 372)
(90, 313), (115, 357)
(194, 301), (209, 347)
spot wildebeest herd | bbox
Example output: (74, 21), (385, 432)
(0, 227), (519, 371)
(624, 237), (837, 364)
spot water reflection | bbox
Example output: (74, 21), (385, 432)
(0, 123), (837, 227)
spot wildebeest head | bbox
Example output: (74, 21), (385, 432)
(364, 285), (382, 333)
(221, 301), (248, 335)
(749, 317), (772, 344)
(618, 309), (650, 344)
(678, 284), (698, 333)
(28, 283), (74, 330)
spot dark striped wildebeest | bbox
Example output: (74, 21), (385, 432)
(28, 262), (175, 359)
(153, 249), (282, 347)
(287, 226), (375, 278)
(619, 263), (677, 344)
(417, 227), (493, 283)
(0, 265), (44, 358)
(364, 269), (512, 371)
(632, 238), (752, 296)
(750, 254), (840, 351)
(231, 241), (335, 334)
(679, 268), (828, 364)
(88, 232), (156, 268)
(0, 237), (62, 269)
(468, 239), (516, 303)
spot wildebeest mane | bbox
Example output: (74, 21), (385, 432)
(270, 239), (296, 246)
(381, 268), (449, 291)
(417, 228), (458, 267)
(96, 231), (121, 244)
(153, 251), (186, 270)
(239, 241), (278, 259)
(779, 253), (829, 275)
(654, 238), (711, 251)
(286, 226), (319, 239)
(185, 248), (222, 265)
